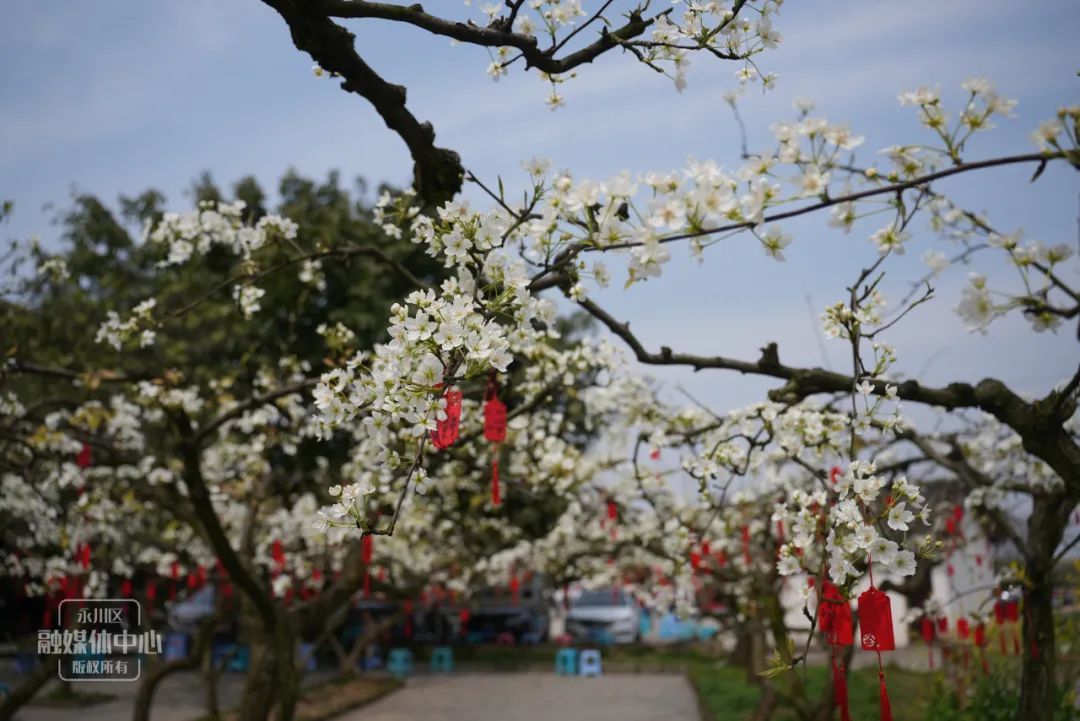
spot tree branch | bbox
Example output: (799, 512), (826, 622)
(263, 0), (464, 207)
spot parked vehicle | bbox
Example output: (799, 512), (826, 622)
(565, 588), (640, 644)
(465, 574), (551, 643)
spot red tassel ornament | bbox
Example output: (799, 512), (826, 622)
(818, 581), (852, 721)
(921, 617), (935, 669)
(361, 534), (374, 598)
(483, 376), (507, 506)
(858, 585), (895, 721)
(76, 443), (93, 468)
(431, 386), (463, 450)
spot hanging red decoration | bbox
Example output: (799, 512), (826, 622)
(361, 534), (374, 598)
(818, 581), (852, 721)
(483, 375), (507, 506)
(957, 618), (970, 640)
(974, 623), (989, 675)
(858, 585), (895, 721)
(689, 550), (702, 571)
(76, 443), (93, 468)
(921, 617), (935, 669)
(509, 573), (520, 605)
(120, 579), (133, 598)
(431, 386), (463, 450)
(78, 543), (91, 570)
(1005, 600), (1021, 655)
(937, 616), (948, 634)
(741, 525), (751, 566)
(701, 540), (711, 556)
(994, 601), (1008, 654)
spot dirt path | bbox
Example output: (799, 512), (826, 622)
(337, 673), (700, 721)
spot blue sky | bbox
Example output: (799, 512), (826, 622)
(2, 0), (1078, 414)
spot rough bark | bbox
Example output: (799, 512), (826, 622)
(131, 606), (220, 721)
(1017, 491), (1076, 721)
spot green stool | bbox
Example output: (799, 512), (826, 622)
(555, 647), (577, 675)
(430, 646), (453, 672)
(387, 648), (413, 678)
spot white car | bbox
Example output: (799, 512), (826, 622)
(565, 588), (640, 644)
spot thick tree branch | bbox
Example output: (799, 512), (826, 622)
(318, 1), (664, 74)
(263, 0), (464, 207)
(574, 294), (1080, 494)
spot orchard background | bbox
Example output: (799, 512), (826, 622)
(1, 2), (1078, 721)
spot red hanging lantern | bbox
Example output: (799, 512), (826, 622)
(921, 617), (935, 669)
(76, 443), (93, 468)
(858, 586), (895, 721)
(957, 618), (970, 640)
(1006, 600), (1021, 655)
(361, 534), (374, 598)
(509, 573), (520, 605)
(741, 525), (752, 566)
(994, 601), (1008, 654)
(483, 376), (507, 507)
(937, 616), (948, 634)
(78, 543), (91, 570)
(431, 386), (463, 450)
(974, 623), (989, 675)
(120, 578), (133, 597)
(818, 581), (852, 721)
(701, 540), (711, 556)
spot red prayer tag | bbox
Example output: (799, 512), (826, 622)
(76, 444), (93, 468)
(483, 396), (507, 442)
(431, 387), (463, 449)
(857, 587), (895, 651)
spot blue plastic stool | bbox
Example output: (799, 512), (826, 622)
(554, 647), (578, 675)
(579, 649), (602, 677)
(387, 648), (413, 678)
(298, 643), (317, 671)
(227, 645), (250, 672)
(164, 633), (189, 661)
(14, 653), (39, 675)
(430, 646), (453, 672)
(361, 647), (383, 671)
